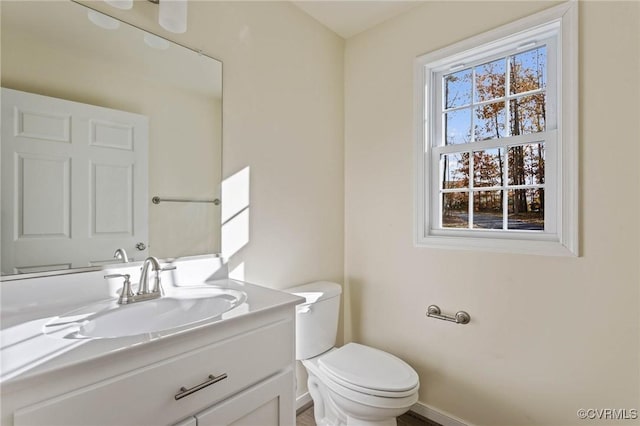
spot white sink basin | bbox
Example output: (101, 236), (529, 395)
(45, 287), (247, 339)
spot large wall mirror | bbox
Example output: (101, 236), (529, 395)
(0, 1), (222, 278)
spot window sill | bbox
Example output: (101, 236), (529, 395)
(415, 234), (577, 257)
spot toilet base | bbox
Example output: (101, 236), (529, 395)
(304, 362), (416, 426)
(345, 418), (396, 426)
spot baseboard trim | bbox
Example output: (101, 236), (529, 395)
(296, 391), (313, 414)
(411, 401), (472, 426)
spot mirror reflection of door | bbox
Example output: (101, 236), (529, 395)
(1, 88), (149, 274)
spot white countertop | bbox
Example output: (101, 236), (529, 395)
(1, 273), (302, 385)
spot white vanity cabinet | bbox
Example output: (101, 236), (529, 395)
(3, 292), (300, 426)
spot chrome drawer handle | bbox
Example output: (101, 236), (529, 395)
(174, 373), (228, 400)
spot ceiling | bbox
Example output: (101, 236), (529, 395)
(291, 1), (425, 39)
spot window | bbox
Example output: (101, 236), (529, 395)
(415, 3), (578, 256)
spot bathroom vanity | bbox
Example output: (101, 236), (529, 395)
(0, 257), (302, 426)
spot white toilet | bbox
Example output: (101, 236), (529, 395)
(286, 281), (419, 426)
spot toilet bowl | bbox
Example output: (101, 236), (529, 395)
(286, 282), (419, 426)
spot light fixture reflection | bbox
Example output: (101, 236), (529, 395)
(105, 0), (133, 10)
(104, 0), (188, 35)
(159, 0), (188, 34)
(87, 10), (120, 30)
(144, 32), (171, 50)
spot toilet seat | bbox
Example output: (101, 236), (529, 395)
(320, 369), (419, 410)
(303, 355), (419, 410)
(318, 343), (419, 398)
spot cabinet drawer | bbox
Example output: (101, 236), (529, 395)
(14, 319), (294, 426)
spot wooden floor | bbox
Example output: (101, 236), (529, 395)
(296, 405), (441, 426)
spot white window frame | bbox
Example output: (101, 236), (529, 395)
(414, 2), (578, 256)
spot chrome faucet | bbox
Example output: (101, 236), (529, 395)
(113, 248), (129, 263)
(105, 256), (176, 305)
(138, 256), (161, 295)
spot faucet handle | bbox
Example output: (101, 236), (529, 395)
(105, 274), (134, 304)
(104, 273), (130, 280)
(151, 265), (176, 294)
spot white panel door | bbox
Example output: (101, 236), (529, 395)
(1, 88), (148, 274)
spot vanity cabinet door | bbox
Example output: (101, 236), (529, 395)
(195, 370), (295, 426)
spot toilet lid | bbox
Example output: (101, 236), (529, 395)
(318, 343), (419, 396)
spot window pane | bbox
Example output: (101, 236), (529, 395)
(444, 69), (472, 109)
(474, 101), (506, 141)
(475, 59), (505, 102)
(508, 143), (545, 186)
(508, 188), (544, 230)
(441, 153), (469, 189)
(442, 192), (468, 228)
(509, 46), (546, 95)
(509, 94), (546, 135)
(473, 190), (503, 229)
(473, 148), (504, 187)
(445, 108), (471, 145)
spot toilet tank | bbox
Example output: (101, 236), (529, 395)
(285, 281), (342, 360)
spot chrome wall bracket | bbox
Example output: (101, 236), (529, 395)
(426, 305), (471, 325)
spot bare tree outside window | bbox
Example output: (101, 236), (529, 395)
(440, 47), (546, 231)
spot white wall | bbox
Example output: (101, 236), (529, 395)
(206, 2), (345, 290)
(344, 1), (639, 425)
